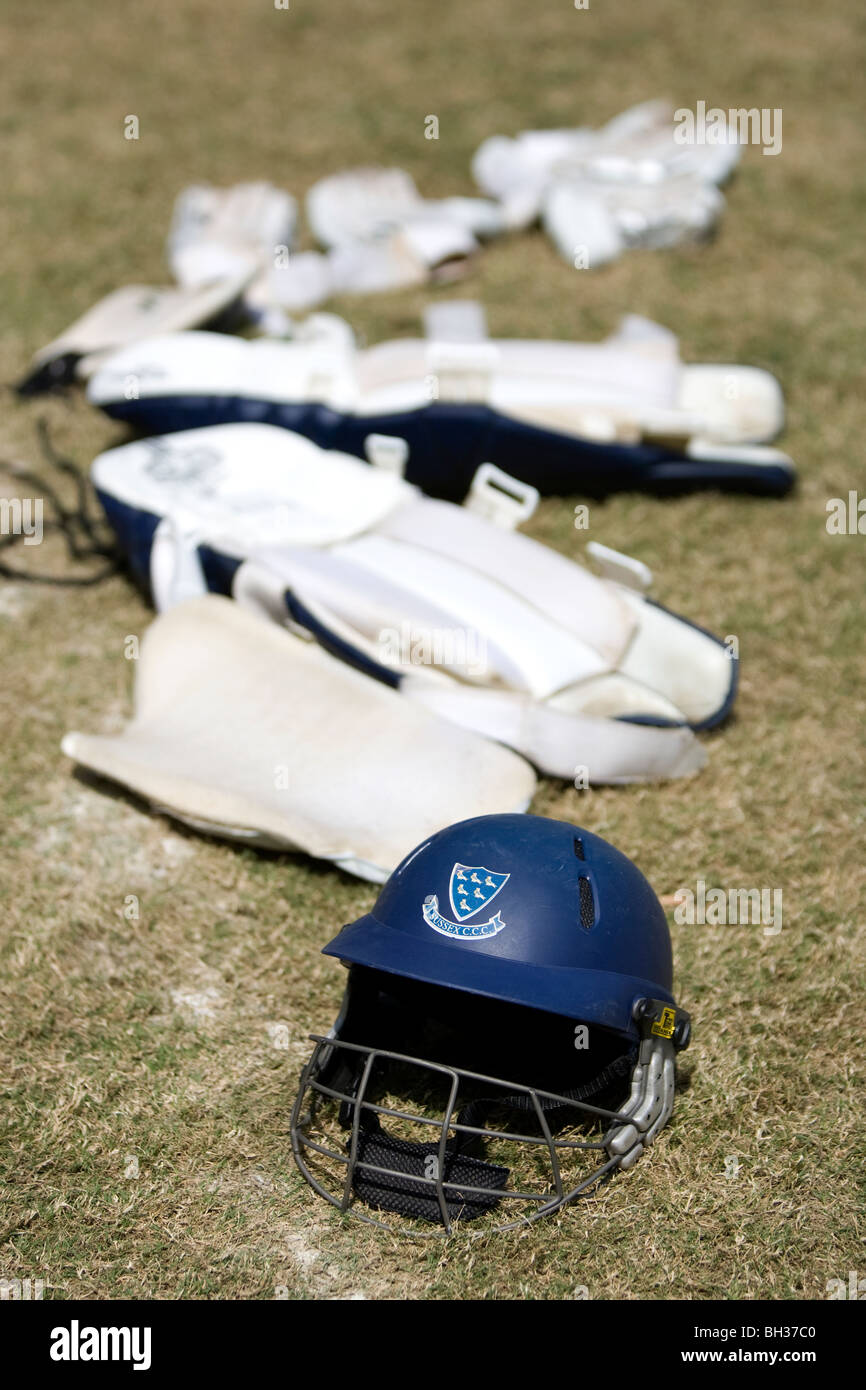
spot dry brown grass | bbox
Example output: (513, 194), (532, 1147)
(1, 0), (864, 1300)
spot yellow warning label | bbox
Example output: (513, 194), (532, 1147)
(651, 1007), (677, 1039)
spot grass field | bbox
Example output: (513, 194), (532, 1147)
(1, 0), (864, 1300)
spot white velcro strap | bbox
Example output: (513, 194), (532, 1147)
(364, 433), (410, 476)
(401, 677), (705, 783)
(630, 406), (700, 444)
(232, 557), (307, 632)
(685, 439), (794, 468)
(150, 516), (208, 612)
(587, 540), (653, 593)
(567, 410), (621, 443)
(426, 341), (499, 402)
(465, 463), (539, 528)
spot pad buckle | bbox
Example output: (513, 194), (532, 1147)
(587, 540), (653, 593)
(466, 463), (539, 529)
(364, 433), (410, 476)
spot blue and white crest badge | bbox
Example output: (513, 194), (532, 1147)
(449, 864), (509, 921)
(422, 863), (510, 940)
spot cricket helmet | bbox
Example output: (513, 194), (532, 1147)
(291, 813), (690, 1234)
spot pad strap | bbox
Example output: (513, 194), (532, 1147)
(402, 677), (705, 782)
(423, 300), (489, 344)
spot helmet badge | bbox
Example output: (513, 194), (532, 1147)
(422, 862), (510, 940)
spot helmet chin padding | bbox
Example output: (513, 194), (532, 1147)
(290, 968), (686, 1233)
(346, 1120), (512, 1225)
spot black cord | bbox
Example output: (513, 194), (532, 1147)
(0, 419), (121, 585)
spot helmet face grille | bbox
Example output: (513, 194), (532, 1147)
(578, 876), (596, 928)
(290, 1035), (639, 1236)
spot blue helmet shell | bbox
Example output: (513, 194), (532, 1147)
(323, 813), (677, 1043)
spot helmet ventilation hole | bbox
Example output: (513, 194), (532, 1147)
(573, 837), (585, 860)
(578, 876), (595, 928)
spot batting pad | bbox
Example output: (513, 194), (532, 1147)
(87, 308), (787, 449)
(17, 279), (251, 394)
(61, 596), (537, 882)
(85, 304), (793, 501)
(90, 424), (739, 782)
